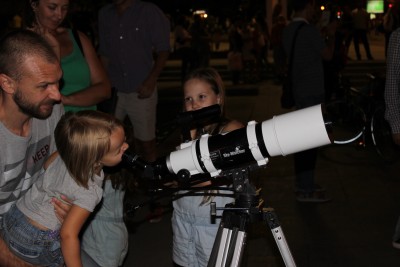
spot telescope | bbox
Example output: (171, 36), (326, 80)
(123, 104), (334, 267)
(123, 104), (332, 181)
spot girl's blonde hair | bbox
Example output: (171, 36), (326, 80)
(55, 110), (123, 188)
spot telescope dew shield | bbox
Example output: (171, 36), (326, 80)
(262, 104), (331, 156)
(164, 104), (331, 177)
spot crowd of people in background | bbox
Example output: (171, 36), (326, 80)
(2, 1), (390, 88)
(168, 2), (386, 87)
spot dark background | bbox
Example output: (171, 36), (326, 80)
(2, 0), (388, 26)
(1, 0), (394, 37)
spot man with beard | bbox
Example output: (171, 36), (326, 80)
(0, 29), (69, 266)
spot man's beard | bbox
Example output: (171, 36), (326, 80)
(13, 89), (54, 119)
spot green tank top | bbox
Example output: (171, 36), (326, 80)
(61, 29), (95, 112)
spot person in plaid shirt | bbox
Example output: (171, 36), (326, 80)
(384, 27), (400, 249)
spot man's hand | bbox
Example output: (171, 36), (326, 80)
(137, 77), (157, 99)
(52, 195), (72, 223)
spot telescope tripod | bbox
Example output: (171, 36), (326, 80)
(123, 164), (297, 267)
(207, 168), (296, 267)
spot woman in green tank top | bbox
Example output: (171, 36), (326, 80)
(23, 0), (111, 113)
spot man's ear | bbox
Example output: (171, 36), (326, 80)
(0, 74), (16, 94)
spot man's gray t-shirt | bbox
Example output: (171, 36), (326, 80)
(17, 155), (104, 230)
(0, 104), (64, 219)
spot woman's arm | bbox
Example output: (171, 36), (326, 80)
(61, 31), (111, 107)
(60, 205), (91, 267)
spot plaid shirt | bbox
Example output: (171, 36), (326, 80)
(385, 28), (400, 134)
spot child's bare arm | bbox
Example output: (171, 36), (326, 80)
(60, 205), (91, 267)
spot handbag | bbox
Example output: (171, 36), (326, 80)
(281, 23), (305, 109)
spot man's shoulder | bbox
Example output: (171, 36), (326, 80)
(51, 104), (64, 120)
(32, 104), (63, 129)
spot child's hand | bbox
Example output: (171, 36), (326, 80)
(52, 195), (72, 223)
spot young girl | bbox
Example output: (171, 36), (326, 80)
(0, 110), (129, 267)
(172, 68), (244, 267)
(80, 164), (132, 267)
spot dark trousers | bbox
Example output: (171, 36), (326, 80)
(353, 29), (373, 59)
(294, 148), (318, 193)
(176, 47), (194, 82)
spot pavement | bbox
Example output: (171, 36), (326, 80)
(121, 33), (400, 267)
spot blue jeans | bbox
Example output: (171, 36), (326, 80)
(0, 205), (64, 267)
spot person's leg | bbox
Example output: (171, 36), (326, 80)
(294, 147), (331, 203)
(124, 90), (161, 222)
(0, 235), (35, 267)
(360, 30), (373, 59)
(117, 90), (157, 161)
(385, 31), (393, 58)
(344, 32), (353, 50)
(114, 92), (128, 122)
(294, 148), (318, 194)
(353, 30), (361, 60)
(125, 90), (158, 162)
(171, 209), (195, 267)
(180, 47), (192, 82)
(1, 205), (63, 266)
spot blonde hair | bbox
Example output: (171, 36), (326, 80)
(54, 110), (123, 188)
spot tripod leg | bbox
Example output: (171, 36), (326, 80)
(226, 228), (246, 267)
(263, 208), (297, 267)
(208, 211), (248, 267)
(208, 220), (225, 267)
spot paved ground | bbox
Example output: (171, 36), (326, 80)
(121, 33), (400, 267)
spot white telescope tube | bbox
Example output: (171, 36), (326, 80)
(262, 104), (331, 156)
(163, 104), (331, 177)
